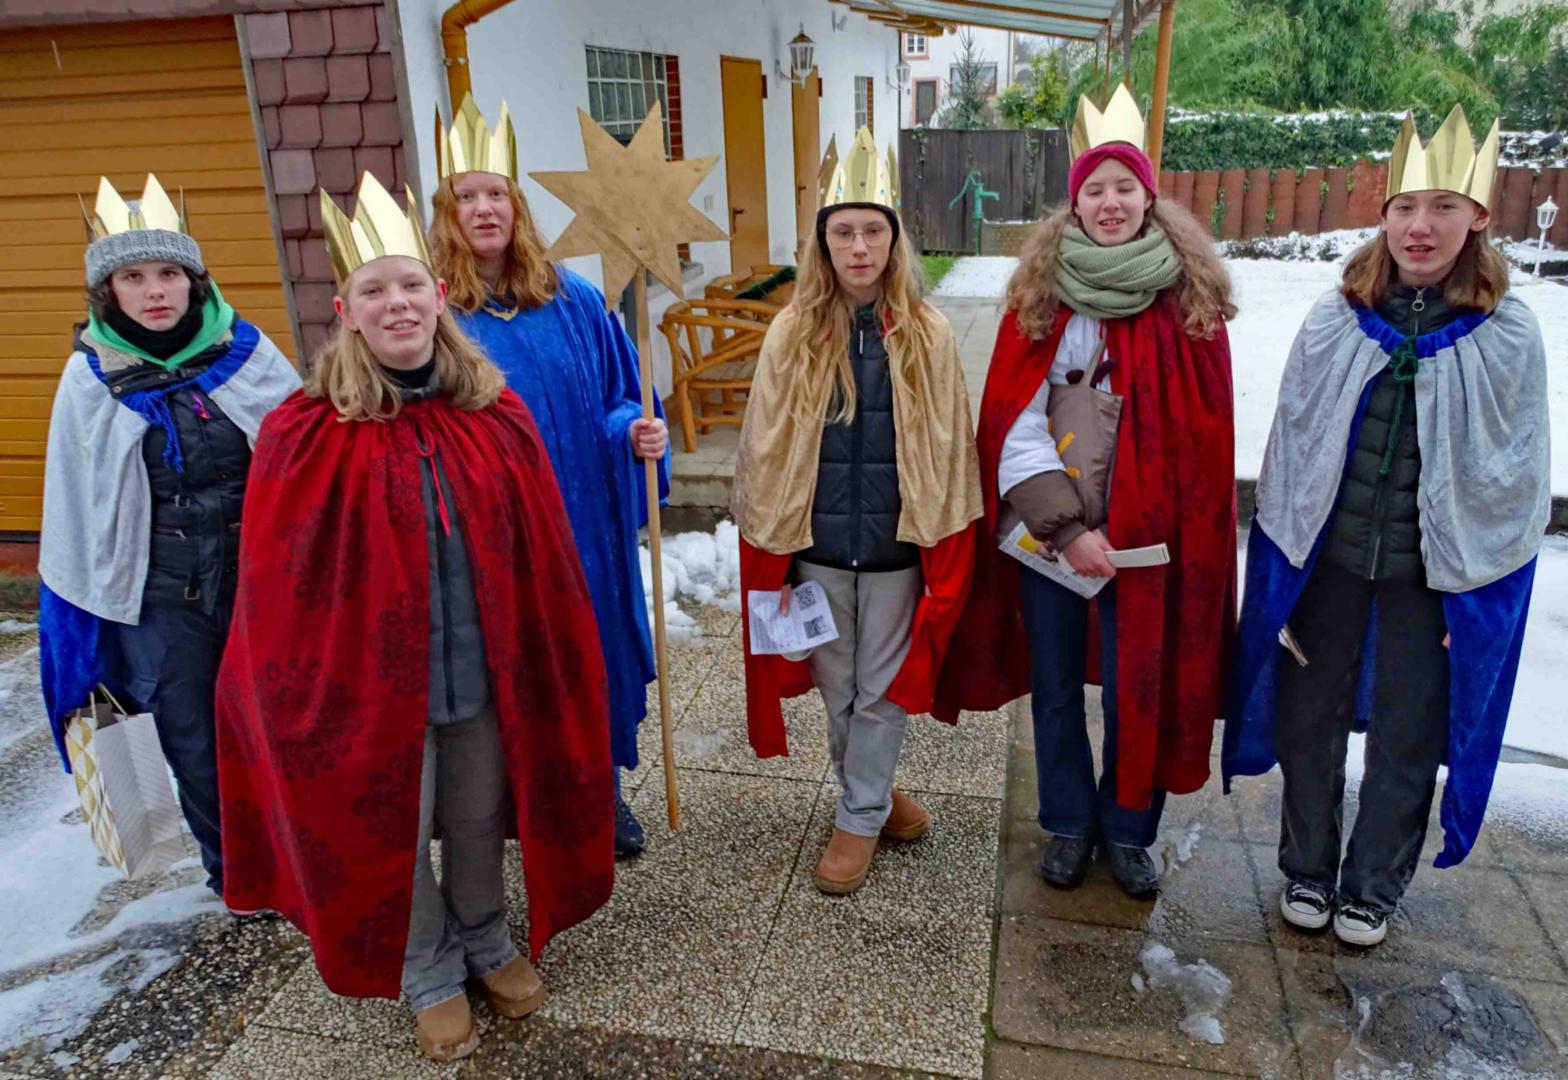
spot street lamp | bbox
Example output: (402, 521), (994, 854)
(1535, 196), (1559, 276)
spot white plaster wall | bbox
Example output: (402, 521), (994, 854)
(396, 0), (900, 392)
(900, 25), (1016, 127)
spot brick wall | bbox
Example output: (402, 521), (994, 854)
(243, 4), (409, 362)
(1157, 161), (1568, 246)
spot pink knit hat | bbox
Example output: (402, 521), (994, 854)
(1069, 143), (1157, 206)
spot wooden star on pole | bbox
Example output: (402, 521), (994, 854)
(531, 102), (726, 306)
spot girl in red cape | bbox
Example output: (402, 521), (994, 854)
(732, 128), (982, 897)
(215, 174), (613, 1063)
(936, 89), (1237, 899)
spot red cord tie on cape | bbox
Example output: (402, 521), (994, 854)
(411, 416), (452, 538)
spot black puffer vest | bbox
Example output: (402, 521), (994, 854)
(93, 337), (252, 613)
(1321, 283), (1466, 583)
(798, 304), (919, 573)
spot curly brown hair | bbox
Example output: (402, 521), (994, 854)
(1006, 200), (1235, 341)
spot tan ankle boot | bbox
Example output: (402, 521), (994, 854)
(480, 955), (546, 1019)
(815, 828), (879, 895)
(880, 789), (930, 841)
(414, 993), (480, 1062)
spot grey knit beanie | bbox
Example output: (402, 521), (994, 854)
(84, 218), (205, 287)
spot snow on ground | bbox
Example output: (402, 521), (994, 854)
(0, 774), (223, 1052)
(933, 253), (1568, 494)
(931, 256), (1017, 299)
(640, 519), (742, 643)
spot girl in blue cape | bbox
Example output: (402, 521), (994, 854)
(429, 97), (670, 857)
(1225, 107), (1551, 947)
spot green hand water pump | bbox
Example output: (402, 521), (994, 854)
(948, 170), (1000, 255)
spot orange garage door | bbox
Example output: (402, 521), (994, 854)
(0, 16), (296, 534)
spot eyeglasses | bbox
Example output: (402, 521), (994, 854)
(825, 224), (892, 249)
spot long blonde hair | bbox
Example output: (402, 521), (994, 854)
(429, 176), (557, 313)
(777, 221), (934, 425)
(1340, 227), (1508, 314)
(1007, 199), (1236, 341)
(306, 307), (506, 422)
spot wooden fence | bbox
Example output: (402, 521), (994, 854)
(899, 127), (1071, 254)
(1158, 161), (1568, 245)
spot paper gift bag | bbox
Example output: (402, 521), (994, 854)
(64, 688), (186, 880)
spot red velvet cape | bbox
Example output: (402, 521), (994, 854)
(216, 388), (613, 999)
(935, 295), (1237, 809)
(740, 526), (978, 758)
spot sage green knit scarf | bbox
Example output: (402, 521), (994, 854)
(1052, 225), (1180, 321)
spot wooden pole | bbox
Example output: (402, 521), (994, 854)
(1147, 0), (1177, 177)
(1122, 0), (1134, 87)
(633, 271), (680, 830)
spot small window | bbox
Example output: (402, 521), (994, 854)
(949, 61), (998, 97)
(854, 76), (875, 135)
(903, 33), (928, 58)
(586, 45), (672, 154)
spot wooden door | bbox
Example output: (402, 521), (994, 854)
(791, 67), (820, 260)
(720, 56), (769, 274)
(0, 17), (294, 533)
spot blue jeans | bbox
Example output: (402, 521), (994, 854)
(1019, 572), (1165, 848)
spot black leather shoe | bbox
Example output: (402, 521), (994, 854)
(1106, 843), (1159, 898)
(1036, 835), (1095, 889)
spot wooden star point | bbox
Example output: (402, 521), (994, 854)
(531, 103), (726, 303)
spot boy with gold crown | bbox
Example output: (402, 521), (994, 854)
(733, 128), (982, 896)
(935, 86), (1237, 899)
(427, 94), (669, 859)
(214, 172), (614, 1061)
(38, 174), (299, 900)
(1225, 107), (1549, 947)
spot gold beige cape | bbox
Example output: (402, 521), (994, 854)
(732, 304), (982, 554)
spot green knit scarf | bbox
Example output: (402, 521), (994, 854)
(1051, 226), (1181, 321)
(87, 283), (236, 371)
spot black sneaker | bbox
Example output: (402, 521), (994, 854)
(1334, 901), (1389, 946)
(1105, 843), (1159, 898)
(1279, 879), (1333, 930)
(614, 794), (647, 859)
(1037, 835), (1095, 889)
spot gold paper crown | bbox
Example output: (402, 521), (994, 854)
(82, 174), (187, 238)
(319, 173), (432, 287)
(1069, 84), (1146, 159)
(819, 127), (896, 212)
(437, 92), (519, 182)
(1385, 105), (1500, 208)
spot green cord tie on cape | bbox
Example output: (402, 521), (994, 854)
(87, 283), (236, 371)
(1051, 225), (1181, 322)
(1378, 335), (1420, 479)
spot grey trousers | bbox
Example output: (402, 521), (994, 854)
(795, 562), (923, 838)
(401, 710), (520, 1013)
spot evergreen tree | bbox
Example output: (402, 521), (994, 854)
(938, 29), (996, 129)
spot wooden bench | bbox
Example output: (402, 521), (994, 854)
(658, 297), (781, 453)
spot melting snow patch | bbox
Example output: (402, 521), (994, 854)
(640, 521), (742, 644)
(104, 1038), (139, 1064)
(0, 619), (36, 635)
(1139, 941), (1232, 1045)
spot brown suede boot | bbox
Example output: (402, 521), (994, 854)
(414, 993), (480, 1062)
(815, 828), (879, 895)
(479, 955), (547, 1019)
(880, 789), (930, 841)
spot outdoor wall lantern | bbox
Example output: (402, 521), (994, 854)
(781, 26), (814, 85)
(896, 58), (911, 89)
(1535, 196), (1559, 275)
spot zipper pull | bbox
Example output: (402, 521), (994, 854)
(1411, 287), (1426, 314)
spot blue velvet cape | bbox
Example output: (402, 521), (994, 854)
(455, 269), (670, 770)
(1223, 310), (1538, 868)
